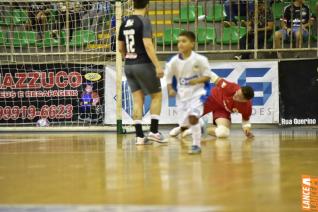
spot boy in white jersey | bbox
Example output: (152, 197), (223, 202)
(166, 31), (211, 154)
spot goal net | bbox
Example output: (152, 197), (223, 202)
(0, 0), (136, 132)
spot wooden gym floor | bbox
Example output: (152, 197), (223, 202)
(0, 127), (317, 211)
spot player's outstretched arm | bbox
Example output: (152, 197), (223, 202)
(188, 76), (210, 85)
(143, 38), (164, 78)
(210, 71), (220, 84)
(242, 120), (254, 138)
(214, 77), (221, 85)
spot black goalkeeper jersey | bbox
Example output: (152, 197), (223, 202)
(118, 15), (152, 65)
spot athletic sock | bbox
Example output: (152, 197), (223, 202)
(134, 120), (144, 138)
(150, 114), (159, 134)
(191, 123), (201, 147)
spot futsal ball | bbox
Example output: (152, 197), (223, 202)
(36, 118), (50, 127)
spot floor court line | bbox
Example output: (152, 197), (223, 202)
(0, 205), (222, 212)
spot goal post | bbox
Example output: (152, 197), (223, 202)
(115, 0), (124, 134)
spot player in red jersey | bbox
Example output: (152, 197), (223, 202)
(203, 74), (255, 138)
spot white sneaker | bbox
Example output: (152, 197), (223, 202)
(169, 126), (182, 137)
(147, 132), (166, 143)
(135, 137), (153, 145)
(170, 126), (193, 137)
(182, 118), (208, 137)
(181, 128), (192, 137)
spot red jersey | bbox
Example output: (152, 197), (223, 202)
(204, 79), (252, 121)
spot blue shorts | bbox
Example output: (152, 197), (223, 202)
(279, 27), (309, 41)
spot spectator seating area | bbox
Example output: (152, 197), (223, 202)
(155, 0), (317, 47)
(0, 0), (317, 57)
(0, 2), (112, 49)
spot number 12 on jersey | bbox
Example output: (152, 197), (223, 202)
(124, 29), (135, 53)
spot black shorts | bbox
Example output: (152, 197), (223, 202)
(124, 63), (161, 95)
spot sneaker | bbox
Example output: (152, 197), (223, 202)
(181, 128), (192, 137)
(170, 126), (192, 137)
(147, 132), (166, 143)
(188, 145), (202, 154)
(169, 126), (182, 137)
(136, 137), (153, 145)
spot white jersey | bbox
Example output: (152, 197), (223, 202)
(165, 51), (211, 102)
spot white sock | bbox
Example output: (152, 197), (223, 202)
(191, 123), (201, 147)
(150, 114), (160, 120)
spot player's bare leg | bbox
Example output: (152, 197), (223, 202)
(132, 90), (144, 120)
(132, 90), (152, 145)
(150, 91), (162, 115)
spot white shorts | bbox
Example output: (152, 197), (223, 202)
(178, 98), (203, 127)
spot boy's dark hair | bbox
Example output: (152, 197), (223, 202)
(241, 86), (254, 100)
(179, 31), (196, 42)
(133, 0), (149, 9)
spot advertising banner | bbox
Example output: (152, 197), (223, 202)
(0, 64), (104, 125)
(279, 59), (318, 125)
(105, 61), (279, 124)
